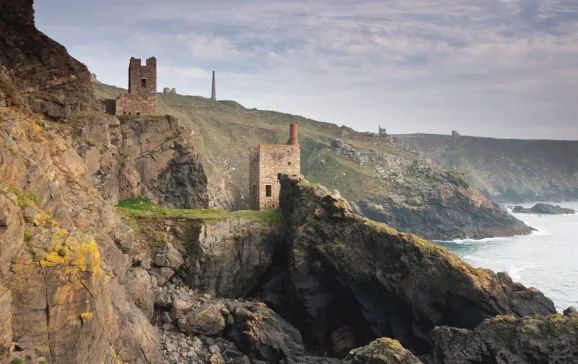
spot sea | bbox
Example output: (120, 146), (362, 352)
(437, 201), (578, 312)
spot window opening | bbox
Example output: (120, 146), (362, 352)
(265, 185), (272, 197)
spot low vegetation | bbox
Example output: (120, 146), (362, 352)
(116, 196), (282, 225)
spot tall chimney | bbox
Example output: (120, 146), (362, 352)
(287, 124), (298, 145)
(211, 71), (216, 101)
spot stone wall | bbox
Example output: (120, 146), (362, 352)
(249, 145), (300, 210)
(115, 57), (156, 116)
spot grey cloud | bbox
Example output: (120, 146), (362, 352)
(34, 0), (578, 139)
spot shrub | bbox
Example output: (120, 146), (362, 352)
(11, 358), (24, 364)
(58, 248), (67, 257)
(24, 228), (32, 241)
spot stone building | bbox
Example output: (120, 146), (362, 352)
(114, 57), (157, 116)
(163, 87), (177, 94)
(378, 124), (387, 136)
(249, 124), (300, 210)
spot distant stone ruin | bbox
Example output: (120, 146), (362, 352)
(108, 57), (157, 116)
(378, 124), (387, 136)
(90, 73), (101, 84)
(452, 130), (461, 141)
(163, 87), (177, 94)
(249, 124), (301, 210)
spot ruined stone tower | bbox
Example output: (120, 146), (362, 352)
(378, 124), (387, 136)
(211, 71), (216, 101)
(249, 124), (301, 211)
(114, 57), (157, 116)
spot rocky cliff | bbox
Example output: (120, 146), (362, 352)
(270, 175), (554, 357)
(0, 107), (161, 363)
(74, 113), (233, 209)
(398, 133), (578, 202)
(0, 0), (92, 118)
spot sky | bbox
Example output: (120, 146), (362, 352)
(34, 0), (578, 139)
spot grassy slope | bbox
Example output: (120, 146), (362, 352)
(397, 133), (578, 200)
(94, 83), (413, 203)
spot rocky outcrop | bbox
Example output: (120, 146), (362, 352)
(0, 107), (162, 363)
(76, 113), (236, 209)
(326, 139), (532, 240)
(512, 203), (575, 215)
(185, 218), (279, 297)
(343, 338), (421, 364)
(429, 314), (578, 364)
(275, 175), (555, 356)
(154, 285), (306, 364)
(0, 0), (92, 118)
(227, 302), (306, 362)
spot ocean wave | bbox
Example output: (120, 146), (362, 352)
(439, 236), (513, 244)
(463, 255), (486, 262)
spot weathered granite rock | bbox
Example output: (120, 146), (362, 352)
(429, 314), (578, 363)
(343, 338), (421, 364)
(0, 282), (13, 357)
(125, 267), (155, 320)
(0, 108), (162, 362)
(154, 242), (184, 270)
(186, 218), (279, 298)
(513, 203), (575, 215)
(276, 175), (555, 355)
(564, 306), (577, 316)
(178, 303), (225, 336)
(0, 0), (92, 118)
(226, 303), (306, 362)
(119, 116), (210, 208)
(0, 189), (24, 274)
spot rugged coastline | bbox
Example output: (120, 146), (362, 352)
(1, 1), (577, 363)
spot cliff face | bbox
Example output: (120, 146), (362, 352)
(75, 113), (233, 209)
(274, 175), (554, 356)
(398, 134), (578, 202)
(0, 107), (162, 363)
(0, 0), (93, 118)
(322, 139), (532, 240)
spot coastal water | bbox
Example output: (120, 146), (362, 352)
(437, 201), (578, 312)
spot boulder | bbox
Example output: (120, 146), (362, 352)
(153, 242), (184, 270)
(226, 303), (305, 362)
(178, 304), (225, 336)
(563, 306), (577, 316)
(331, 326), (357, 357)
(430, 314), (578, 363)
(342, 338), (421, 364)
(170, 299), (193, 320)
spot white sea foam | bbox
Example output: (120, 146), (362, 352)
(463, 255), (486, 262)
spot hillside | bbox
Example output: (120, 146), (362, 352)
(94, 83), (532, 240)
(397, 133), (578, 202)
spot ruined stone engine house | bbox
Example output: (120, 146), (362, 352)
(249, 124), (301, 210)
(112, 57), (157, 116)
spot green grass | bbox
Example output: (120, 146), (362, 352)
(116, 196), (282, 225)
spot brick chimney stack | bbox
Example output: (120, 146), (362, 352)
(211, 71), (216, 101)
(287, 124), (298, 145)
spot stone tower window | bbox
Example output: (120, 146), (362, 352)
(288, 162), (291, 166)
(277, 173), (282, 180)
(141, 79), (147, 88)
(265, 185), (272, 197)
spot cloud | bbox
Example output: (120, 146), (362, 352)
(33, 0), (578, 139)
